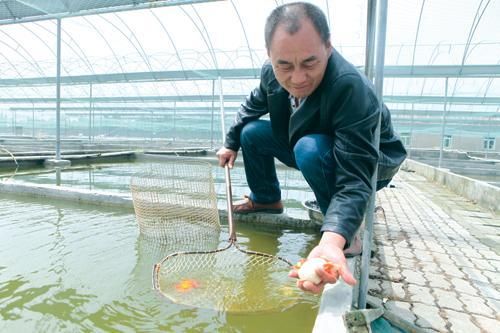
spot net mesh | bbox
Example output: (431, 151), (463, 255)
(153, 245), (304, 313)
(130, 160), (221, 246)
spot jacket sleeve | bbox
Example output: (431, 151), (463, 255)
(321, 74), (380, 247)
(224, 65), (272, 151)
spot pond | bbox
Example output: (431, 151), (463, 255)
(0, 194), (322, 332)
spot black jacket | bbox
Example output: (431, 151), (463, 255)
(224, 50), (407, 245)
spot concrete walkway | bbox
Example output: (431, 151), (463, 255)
(370, 169), (499, 332)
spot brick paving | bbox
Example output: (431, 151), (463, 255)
(370, 169), (500, 333)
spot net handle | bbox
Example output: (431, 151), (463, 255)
(218, 77), (236, 242)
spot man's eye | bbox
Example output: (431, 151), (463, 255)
(303, 62), (317, 69)
(279, 66), (293, 71)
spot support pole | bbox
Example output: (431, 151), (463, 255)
(358, 0), (388, 310)
(56, 18), (62, 160)
(438, 77), (449, 168)
(364, 0), (377, 81)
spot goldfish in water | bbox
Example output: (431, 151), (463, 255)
(175, 279), (200, 292)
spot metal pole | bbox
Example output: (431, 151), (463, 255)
(408, 103), (414, 159)
(173, 101), (176, 142)
(358, 0), (388, 310)
(364, 0), (377, 81)
(211, 79), (215, 150)
(32, 103), (35, 138)
(89, 83), (92, 142)
(55, 18), (62, 160)
(438, 77), (449, 168)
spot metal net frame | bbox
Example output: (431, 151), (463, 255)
(152, 245), (302, 313)
(130, 159), (221, 248)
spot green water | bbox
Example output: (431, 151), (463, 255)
(0, 194), (321, 332)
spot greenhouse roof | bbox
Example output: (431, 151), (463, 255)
(0, 0), (499, 139)
(0, 0), (220, 25)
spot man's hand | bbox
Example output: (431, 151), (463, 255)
(216, 147), (237, 168)
(289, 232), (357, 294)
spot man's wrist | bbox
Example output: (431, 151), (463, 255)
(320, 231), (347, 249)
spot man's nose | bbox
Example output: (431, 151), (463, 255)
(290, 68), (307, 84)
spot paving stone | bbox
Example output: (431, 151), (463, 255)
(461, 267), (490, 283)
(441, 264), (466, 279)
(473, 314), (500, 333)
(394, 240), (410, 249)
(452, 255), (476, 269)
(409, 239), (427, 250)
(485, 298), (499, 314)
(433, 288), (463, 310)
(469, 241), (492, 252)
(444, 309), (481, 333)
(408, 285), (434, 305)
(424, 272), (452, 290)
(379, 245), (396, 254)
(418, 261), (443, 274)
(473, 281), (500, 300)
(369, 264), (380, 276)
(384, 300), (417, 324)
(413, 303), (447, 332)
(368, 278), (381, 293)
(381, 255), (399, 268)
(376, 173), (500, 332)
(451, 277), (479, 296)
(402, 269), (427, 286)
(395, 247), (414, 259)
(380, 280), (406, 300)
(447, 246), (466, 258)
(460, 293), (496, 317)
(399, 257), (418, 270)
(413, 249), (435, 262)
(478, 251), (500, 262)
(470, 258), (496, 272)
(424, 240), (447, 254)
(385, 268), (403, 281)
(461, 247), (484, 259)
(431, 252), (456, 265)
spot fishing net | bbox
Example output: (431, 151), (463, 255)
(152, 166), (304, 313)
(130, 160), (221, 247)
(153, 238), (302, 313)
(152, 81), (304, 313)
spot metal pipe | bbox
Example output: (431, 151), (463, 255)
(89, 83), (92, 142)
(438, 77), (449, 168)
(55, 18), (61, 160)
(358, 0), (388, 310)
(364, 0), (377, 81)
(32, 103), (35, 137)
(211, 79), (215, 150)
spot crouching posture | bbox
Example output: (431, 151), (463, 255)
(217, 2), (407, 293)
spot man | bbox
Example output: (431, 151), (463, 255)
(217, 2), (406, 293)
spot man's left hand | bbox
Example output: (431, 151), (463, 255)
(289, 232), (357, 294)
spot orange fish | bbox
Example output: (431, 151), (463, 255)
(175, 279), (200, 292)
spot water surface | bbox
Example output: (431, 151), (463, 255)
(0, 194), (321, 332)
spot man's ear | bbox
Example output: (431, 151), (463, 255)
(326, 40), (333, 55)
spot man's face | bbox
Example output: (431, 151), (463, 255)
(268, 18), (332, 99)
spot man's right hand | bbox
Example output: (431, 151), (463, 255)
(216, 147), (237, 168)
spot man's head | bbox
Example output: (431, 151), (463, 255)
(265, 2), (332, 99)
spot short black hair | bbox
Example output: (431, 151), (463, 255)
(264, 2), (330, 50)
